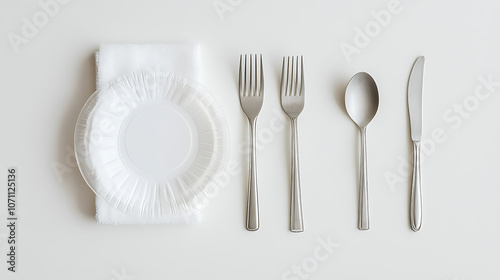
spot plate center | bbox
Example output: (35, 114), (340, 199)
(119, 102), (198, 179)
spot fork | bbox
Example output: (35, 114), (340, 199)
(239, 54), (264, 231)
(280, 56), (305, 232)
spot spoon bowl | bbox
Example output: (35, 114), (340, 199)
(345, 72), (379, 128)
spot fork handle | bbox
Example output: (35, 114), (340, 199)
(290, 118), (304, 232)
(246, 119), (259, 231)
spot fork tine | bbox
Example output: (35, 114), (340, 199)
(254, 54), (258, 96)
(245, 54), (249, 96)
(300, 56), (304, 96)
(280, 56), (287, 97)
(239, 55), (244, 96)
(259, 54), (264, 97)
(287, 56), (292, 96)
(247, 54), (254, 96)
(293, 56), (298, 96)
(246, 54), (250, 96)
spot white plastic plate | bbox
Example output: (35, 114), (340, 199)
(75, 72), (229, 217)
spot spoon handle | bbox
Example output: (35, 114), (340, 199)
(410, 141), (422, 231)
(358, 127), (369, 230)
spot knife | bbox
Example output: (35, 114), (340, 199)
(408, 56), (425, 232)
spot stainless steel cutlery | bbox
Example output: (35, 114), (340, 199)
(345, 72), (379, 230)
(237, 55), (424, 232)
(408, 56), (425, 232)
(280, 56), (305, 233)
(239, 54), (264, 231)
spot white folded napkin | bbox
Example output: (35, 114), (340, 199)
(94, 43), (202, 224)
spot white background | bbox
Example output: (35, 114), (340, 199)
(1, 0), (500, 279)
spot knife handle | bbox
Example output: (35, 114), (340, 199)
(410, 141), (422, 232)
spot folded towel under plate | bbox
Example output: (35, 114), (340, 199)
(93, 44), (204, 224)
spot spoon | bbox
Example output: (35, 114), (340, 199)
(345, 72), (379, 230)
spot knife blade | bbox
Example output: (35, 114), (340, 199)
(408, 56), (424, 141)
(408, 56), (424, 232)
